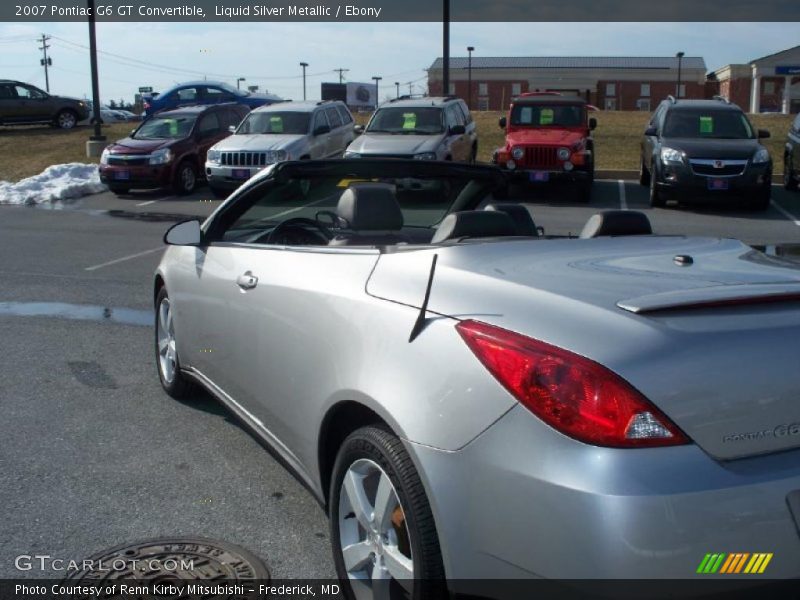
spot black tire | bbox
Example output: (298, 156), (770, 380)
(639, 158), (651, 186)
(649, 169), (666, 208)
(330, 425), (446, 600)
(209, 186), (228, 199)
(108, 184), (131, 195)
(172, 160), (197, 195)
(750, 185), (772, 211)
(154, 287), (195, 400)
(577, 180), (592, 204)
(470, 145), (478, 164)
(784, 155), (798, 191)
(55, 109), (79, 130)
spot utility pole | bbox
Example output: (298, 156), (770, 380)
(86, 0), (106, 155)
(675, 51), (685, 99)
(300, 62), (308, 100)
(38, 34), (52, 93)
(372, 76), (382, 107)
(395, 81), (400, 98)
(442, 0), (450, 95)
(334, 68), (349, 84)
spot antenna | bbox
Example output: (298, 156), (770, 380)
(409, 254), (438, 343)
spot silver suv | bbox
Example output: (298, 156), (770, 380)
(344, 96), (477, 162)
(205, 100), (355, 197)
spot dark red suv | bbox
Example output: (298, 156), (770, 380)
(99, 103), (249, 195)
(493, 93), (597, 201)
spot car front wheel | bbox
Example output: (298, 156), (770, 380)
(649, 168), (666, 208)
(155, 287), (194, 399)
(330, 425), (446, 600)
(55, 109), (78, 130)
(173, 160), (197, 195)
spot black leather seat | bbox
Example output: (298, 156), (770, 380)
(431, 210), (517, 244)
(484, 203), (539, 237)
(329, 183), (407, 246)
(579, 210), (653, 239)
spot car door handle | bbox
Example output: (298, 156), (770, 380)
(236, 271), (258, 290)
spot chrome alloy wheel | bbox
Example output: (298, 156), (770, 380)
(180, 165), (196, 192)
(58, 111), (77, 129)
(338, 458), (414, 600)
(157, 297), (177, 384)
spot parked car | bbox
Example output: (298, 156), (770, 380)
(344, 96), (477, 162)
(99, 103), (249, 195)
(154, 158), (800, 597)
(492, 92), (597, 202)
(205, 100), (356, 197)
(143, 81), (282, 115)
(640, 96), (772, 210)
(89, 108), (129, 125)
(783, 111), (800, 191)
(0, 79), (89, 129)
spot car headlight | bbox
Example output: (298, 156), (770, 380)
(511, 147), (524, 160)
(100, 147), (111, 165)
(206, 149), (221, 165)
(266, 150), (289, 163)
(343, 150), (361, 159)
(752, 148), (770, 164)
(414, 152), (437, 160)
(557, 147), (571, 161)
(660, 147), (685, 164)
(149, 148), (173, 165)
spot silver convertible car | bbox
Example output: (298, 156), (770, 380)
(154, 159), (800, 597)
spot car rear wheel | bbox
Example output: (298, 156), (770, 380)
(155, 287), (195, 399)
(173, 160), (197, 195)
(330, 425), (445, 600)
(649, 170), (666, 208)
(784, 155), (798, 191)
(55, 109), (78, 130)
(639, 158), (651, 186)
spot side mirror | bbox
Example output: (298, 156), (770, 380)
(757, 129), (770, 139)
(589, 118), (597, 131)
(164, 219), (202, 246)
(499, 116), (507, 129)
(354, 124), (364, 135)
(644, 126), (658, 137)
(313, 125), (331, 136)
(228, 125), (237, 133)
(449, 124), (466, 135)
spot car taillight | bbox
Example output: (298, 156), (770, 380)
(456, 320), (690, 448)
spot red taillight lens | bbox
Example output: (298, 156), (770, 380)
(456, 320), (690, 448)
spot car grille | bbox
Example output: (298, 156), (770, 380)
(689, 159), (748, 177)
(108, 156), (148, 166)
(522, 147), (559, 169)
(220, 152), (272, 167)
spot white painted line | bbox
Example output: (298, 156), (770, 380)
(84, 247), (163, 271)
(771, 200), (800, 227)
(618, 180), (628, 210)
(136, 200), (157, 207)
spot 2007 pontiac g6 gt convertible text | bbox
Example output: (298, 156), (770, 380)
(153, 159), (800, 599)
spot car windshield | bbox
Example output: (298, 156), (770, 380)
(367, 107), (444, 134)
(510, 104), (585, 127)
(134, 115), (196, 139)
(663, 109), (755, 139)
(237, 112), (310, 134)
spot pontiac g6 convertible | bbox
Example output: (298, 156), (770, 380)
(154, 159), (800, 599)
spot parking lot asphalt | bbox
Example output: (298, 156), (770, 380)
(1, 179), (799, 579)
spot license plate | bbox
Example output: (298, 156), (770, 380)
(529, 171), (549, 183)
(114, 170), (130, 180)
(707, 178), (729, 190)
(232, 169), (250, 179)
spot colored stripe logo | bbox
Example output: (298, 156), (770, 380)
(696, 553), (773, 574)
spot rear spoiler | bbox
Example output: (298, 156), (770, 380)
(618, 283), (800, 314)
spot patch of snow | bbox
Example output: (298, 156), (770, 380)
(0, 163), (107, 205)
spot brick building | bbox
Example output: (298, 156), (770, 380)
(427, 56), (708, 112)
(712, 45), (800, 114)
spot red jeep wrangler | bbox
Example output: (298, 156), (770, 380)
(493, 92), (597, 201)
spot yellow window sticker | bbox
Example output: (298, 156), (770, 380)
(270, 116), (283, 133)
(402, 113), (417, 129)
(540, 109), (554, 125)
(699, 116), (714, 134)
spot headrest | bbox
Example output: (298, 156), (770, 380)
(337, 184), (404, 231)
(579, 210), (652, 239)
(431, 210), (516, 244)
(484, 203), (538, 237)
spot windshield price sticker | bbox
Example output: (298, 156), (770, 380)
(402, 113), (417, 130)
(540, 108), (554, 125)
(270, 116), (283, 133)
(700, 116), (714, 134)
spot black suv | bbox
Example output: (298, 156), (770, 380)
(0, 80), (89, 129)
(783, 112), (800, 192)
(639, 97), (772, 210)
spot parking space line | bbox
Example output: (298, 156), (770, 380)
(618, 180), (628, 210)
(771, 200), (800, 227)
(136, 200), (158, 207)
(84, 247), (163, 271)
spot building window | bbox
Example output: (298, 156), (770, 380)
(678, 84), (686, 98)
(477, 98), (489, 111)
(511, 83), (521, 95)
(478, 82), (488, 96)
(636, 98), (651, 111)
(764, 81), (775, 95)
(605, 83), (616, 96)
(604, 98), (617, 111)
(448, 82), (456, 95)
(640, 83), (650, 97)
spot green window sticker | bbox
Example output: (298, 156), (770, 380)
(540, 108), (554, 125)
(402, 113), (417, 129)
(699, 116), (714, 134)
(167, 119), (178, 136)
(270, 116), (283, 133)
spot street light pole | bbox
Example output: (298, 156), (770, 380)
(86, 0), (104, 143)
(676, 51), (685, 99)
(442, 0), (450, 95)
(300, 62), (308, 100)
(395, 81), (400, 98)
(236, 77), (246, 90)
(467, 45), (475, 107)
(372, 76), (382, 107)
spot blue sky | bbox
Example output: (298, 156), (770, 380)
(0, 22), (797, 103)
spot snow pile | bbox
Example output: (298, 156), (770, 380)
(0, 163), (107, 205)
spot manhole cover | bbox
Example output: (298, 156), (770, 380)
(62, 537), (269, 598)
